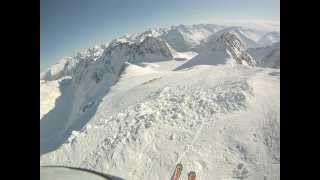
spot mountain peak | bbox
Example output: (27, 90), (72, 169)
(138, 36), (173, 58)
(41, 23), (280, 81)
(221, 32), (256, 66)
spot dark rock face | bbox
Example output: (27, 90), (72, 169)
(137, 36), (173, 58)
(221, 32), (256, 66)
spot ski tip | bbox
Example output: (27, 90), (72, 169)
(171, 163), (183, 180)
(176, 163), (183, 169)
(188, 171), (196, 179)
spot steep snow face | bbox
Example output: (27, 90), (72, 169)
(257, 31), (280, 47)
(40, 59), (118, 154)
(40, 65), (280, 180)
(200, 27), (266, 49)
(40, 45), (107, 81)
(40, 35), (182, 155)
(175, 32), (256, 70)
(40, 80), (61, 119)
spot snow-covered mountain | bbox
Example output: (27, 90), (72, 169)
(257, 31), (280, 47)
(260, 43), (280, 68)
(175, 32), (256, 70)
(40, 26), (263, 82)
(40, 23), (280, 180)
(203, 26), (265, 49)
(158, 24), (225, 52)
(248, 42), (280, 68)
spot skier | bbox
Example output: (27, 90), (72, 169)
(171, 163), (197, 180)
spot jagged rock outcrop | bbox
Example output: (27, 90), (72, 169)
(220, 32), (256, 66)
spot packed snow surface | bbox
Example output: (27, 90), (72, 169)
(40, 23), (280, 180)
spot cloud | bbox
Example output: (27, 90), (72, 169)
(192, 17), (279, 32)
(215, 19), (280, 32)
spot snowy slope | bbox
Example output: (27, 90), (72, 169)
(40, 23), (280, 180)
(257, 32), (280, 47)
(175, 32), (256, 70)
(191, 26), (267, 51)
(40, 34), (198, 155)
(40, 80), (61, 119)
(40, 65), (279, 180)
(248, 42), (280, 68)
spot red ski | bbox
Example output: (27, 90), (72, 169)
(171, 163), (183, 180)
(188, 171), (196, 180)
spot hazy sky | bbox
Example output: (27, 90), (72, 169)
(41, 0), (280, 70)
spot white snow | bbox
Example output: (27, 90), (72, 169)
(40, 80), (61, 119)
(171, 49), (198, 61)
(40, 65), (279, 180)
(120, 63), (158, 78)
(40, 23), (280, 180)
